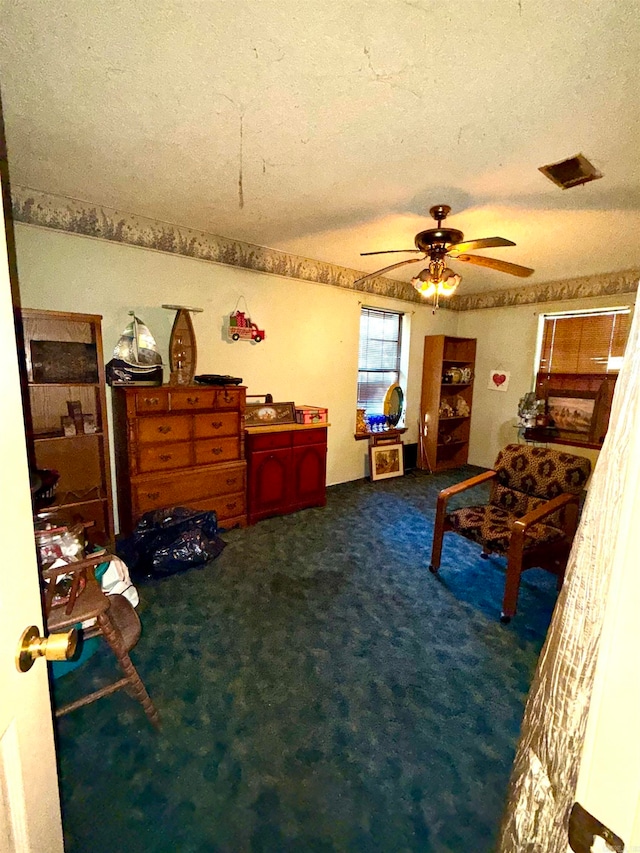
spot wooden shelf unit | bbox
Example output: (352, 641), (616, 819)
(19, 309), (114, 545)
(419, 335), (477, 472)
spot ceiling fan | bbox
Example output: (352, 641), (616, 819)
(354, 205), (534, 305)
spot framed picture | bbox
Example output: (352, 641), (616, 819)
(547, 390), (597, 435)
(369, 442), (404, 481)
(245, 401), (296, 427)
(82, 413), (97, 434)
(30, 341), (98, 384)
(488, 369), (510, 392)
(61, 416), (76, 437)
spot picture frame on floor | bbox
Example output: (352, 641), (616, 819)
(369, 442), (404, 481)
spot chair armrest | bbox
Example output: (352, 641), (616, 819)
(433, 470), (497, 545)
(511, 492), (578, 534)
(436, 469), (497, 505)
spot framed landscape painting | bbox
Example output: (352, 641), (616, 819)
(547, 391), (596, 435)
(369, 442), (404, 481)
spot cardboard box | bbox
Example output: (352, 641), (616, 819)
(295, 406), (328, 425)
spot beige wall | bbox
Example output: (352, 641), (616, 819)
(457, 292), (637, 470)
(15, 221), (633, 529)
(13, 224), (456, 521)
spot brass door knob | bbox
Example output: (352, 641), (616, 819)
(16, 625), (78, 673)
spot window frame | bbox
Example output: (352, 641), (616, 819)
(357, 306), (404, 425)
(534, 306), (631, 448)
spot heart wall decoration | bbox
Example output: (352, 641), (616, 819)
(488, 370), (510, 392)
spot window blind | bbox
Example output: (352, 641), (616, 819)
(539, 309), (631, 375)
(357, 308), (402, 411)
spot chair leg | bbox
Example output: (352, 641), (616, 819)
(429, 494), (448, 573)
(97, 611), (160, 728)
(501, 556), (524, 623)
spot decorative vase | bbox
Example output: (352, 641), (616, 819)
(356, 408), (368, 434)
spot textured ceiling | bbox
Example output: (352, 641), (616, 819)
(1, 0), (639, 295)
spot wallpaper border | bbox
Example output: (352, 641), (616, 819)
(10, 185), (639, 311)
(450, 267), (640, 311)
(9, 185), (423, 305)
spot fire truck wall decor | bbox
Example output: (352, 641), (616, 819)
(227, 309), (266, 343)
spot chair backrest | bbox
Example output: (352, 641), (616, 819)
(490, 444), (591, 517)
(41, 552), (114, 618)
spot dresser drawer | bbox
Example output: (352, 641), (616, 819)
(293, 427), (328, 446)
(138, 415), (191, 444)
(215, 387), (243, 410)
(134, 391), (168, 413)
(138, 441), (192, 474)
(194, 436), (240, 464)
(194, 411), (239, 439)
(207, 463), (246, 495)
(169, 389), (216, 410)
(247, 430), (292, 451)
(133, 462), (246, 514)
(184, 491), (246, 525)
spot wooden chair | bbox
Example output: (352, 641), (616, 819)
(428, 444), (591, 622)
(43, 552), (160, 726)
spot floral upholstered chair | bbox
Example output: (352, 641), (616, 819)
(428, 443), (591, 622)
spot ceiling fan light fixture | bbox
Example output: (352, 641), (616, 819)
(357, 203), (533, 291)
(411, 266), (461, 307)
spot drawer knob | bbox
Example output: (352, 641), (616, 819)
(211, 421), (223, 429)
(226, 477), (236, 485)
(226, 502), (237, 510)
(147, 491), (160, 500)
(144, 397), (160, 406)
(211, 447), (223, 455)
(158, 425), (172, 434)
(159, 454), (172, 462)
(187, 397), (199, 405)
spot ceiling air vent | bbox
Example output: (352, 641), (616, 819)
(539, 153), (602, 189)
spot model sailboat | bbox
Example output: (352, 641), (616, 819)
(106, 312), (163, 386)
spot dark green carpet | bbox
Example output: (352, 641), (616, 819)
(53, 467), (557, 853)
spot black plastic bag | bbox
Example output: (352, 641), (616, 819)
(118, 506), (226, 581)
(151, 527), (226, 575)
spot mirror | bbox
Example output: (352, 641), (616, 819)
(383, 383), (404, 427)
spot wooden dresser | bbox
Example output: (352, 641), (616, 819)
(112, 385), (247, 536)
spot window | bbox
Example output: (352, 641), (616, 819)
(535, 307), (631, 445)
(357, 307), (403, 415)
(538, 309), (630, 375)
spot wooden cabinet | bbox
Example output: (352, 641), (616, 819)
(112, 385), (247, 535)
(19, 309), (114, 545)
(419, 335), (476, 472)
(246, 426), (328, 524)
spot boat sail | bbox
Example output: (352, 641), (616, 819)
(106, 312), (163, 386)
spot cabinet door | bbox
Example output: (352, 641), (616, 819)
(292, 442), (327, 510)
(248, 448), (292, 521)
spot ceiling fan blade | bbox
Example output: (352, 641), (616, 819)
(447, 236), (515, 255)
(354, 257), (423, 286)
(455, 254), (534, 277)
(360, 249), (421, 256)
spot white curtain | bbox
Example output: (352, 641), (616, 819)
(498, 290), (640, 852)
